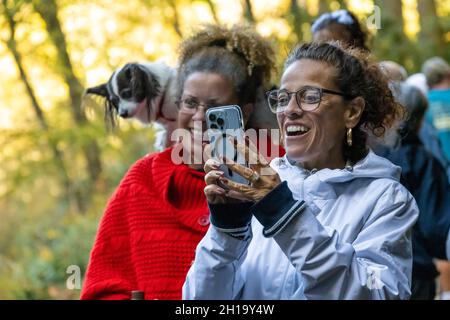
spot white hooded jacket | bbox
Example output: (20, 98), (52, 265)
(183, 150), (419, 299)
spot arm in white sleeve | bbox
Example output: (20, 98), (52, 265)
(251, 181), (419, 300)
(183, 202), (253, 300)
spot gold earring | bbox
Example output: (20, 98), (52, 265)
(347, 128), (353, 147)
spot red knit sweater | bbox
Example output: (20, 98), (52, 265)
(81, 147), (209, 300)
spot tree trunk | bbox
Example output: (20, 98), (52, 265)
(205, 0), (219, 24)
(417, 0), (445, 56)
(167, 0), (183, 38)
(242, 0), (255, 23)
(373, 0), (409, 65)
(1, 0), (85, 212)
(376, 0), (403, 28)
(31, 0), (102, 189)
(290, 0), (303, 43)
(335, 0), (347, 9)
(318, 0), (331, 14)
(31, 0), (84, 123)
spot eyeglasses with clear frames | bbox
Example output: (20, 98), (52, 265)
(266, 86), (353, 113)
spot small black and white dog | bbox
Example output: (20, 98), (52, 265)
(86, 61), (178, 149)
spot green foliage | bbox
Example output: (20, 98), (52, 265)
(0, 116), (156, 299)
(0, 0), (448, 299)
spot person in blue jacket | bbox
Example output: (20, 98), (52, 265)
(183, 42), (419, 300)
(422, 57), (450, 162)
(374, 82), (450, 299)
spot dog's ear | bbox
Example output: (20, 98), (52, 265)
(86, 83), (109, 98)
(136, 65), (160, 99)
(145, 73), (161, 99)
(129, 65), (161, 100)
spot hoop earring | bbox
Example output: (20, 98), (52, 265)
(347, 128), (353, 147)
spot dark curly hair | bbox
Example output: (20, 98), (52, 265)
(311, 10), (369, 51)
(284, 42), (405, 163)
(176, 24), (276, 105)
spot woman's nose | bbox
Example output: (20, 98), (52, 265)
(284, 96), (303, 117)
(192, 106), (206, 121)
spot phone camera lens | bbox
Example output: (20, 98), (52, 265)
(217, 118), (224, 126)
(209, 114), (216, 122)
(210, 124), (218, 129)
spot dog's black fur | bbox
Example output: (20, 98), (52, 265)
(86, 61), (177, 128)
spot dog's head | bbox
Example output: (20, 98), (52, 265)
(86, 63), (161, 126)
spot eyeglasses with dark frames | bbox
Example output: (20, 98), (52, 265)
(176, 97), (220, 114)
(266, 86), (353, 113)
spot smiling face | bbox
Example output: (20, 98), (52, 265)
(278, 59), (353, 170)
(178, 71), (240, 169)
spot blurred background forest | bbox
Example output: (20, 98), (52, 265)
(0, 0), (448, 299)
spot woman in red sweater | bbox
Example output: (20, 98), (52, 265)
(80, 24), (278, 300)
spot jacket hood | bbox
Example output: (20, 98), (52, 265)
(272, 149), (401, 184)
(271, 149), (402, 206)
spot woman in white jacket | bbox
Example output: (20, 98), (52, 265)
(183, 42), (419, 300)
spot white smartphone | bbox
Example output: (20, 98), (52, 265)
(205, 105), (248, 186)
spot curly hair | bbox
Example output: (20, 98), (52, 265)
(176, 24), (276, 105)
(284, 42), (405, 162)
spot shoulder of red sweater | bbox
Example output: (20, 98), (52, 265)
(120, 147), (175, 188)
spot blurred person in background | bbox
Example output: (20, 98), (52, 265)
(380, 61), (407, 82)
(379, 61), (448, 168)
(406, 72), (450, 183)
(422, 56), (450, 300)
(311, 9), (369, 51)
(422, 57), (450, 162)
(374, 82), (450, 299)
(406, 73), (428, 96)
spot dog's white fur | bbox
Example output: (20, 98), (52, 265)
(111, 61), (178, 126)
(109, 61), (179, 150)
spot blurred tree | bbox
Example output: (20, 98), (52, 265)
(167, 0), (183, 37)
(418, 0), (445, 57)
(281, 0), (311, 45)
(318, 0), (331, 14)
(373, 0), (416, 70)
(141, 0), (183, 39)
(335, 0), (347, 9)
(0, 0), (83, 211)
(376, 0), (403, 23)
(204, 0), (219, 24)
(242, 0), (255, 23)
(31, 0), (103, 212)
(290, 0), (303, 43)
